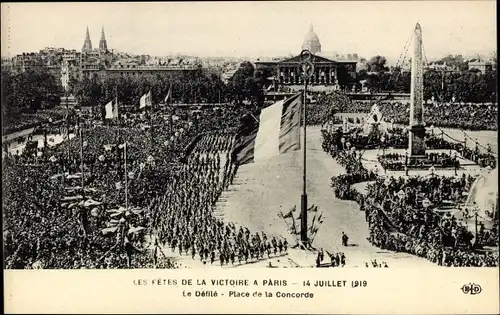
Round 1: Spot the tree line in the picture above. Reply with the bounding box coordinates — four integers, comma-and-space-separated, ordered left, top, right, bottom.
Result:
69, 69, 228, 108
1, 63, 265, 128
68, 63, 268, 108
1, 56, 496, 125
356, 55, 497, 103
1, 68, 63, 116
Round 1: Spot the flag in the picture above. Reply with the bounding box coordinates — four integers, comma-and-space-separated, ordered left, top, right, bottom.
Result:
231, 93, 302, 164
140, 91, 152, 109
164, 88, 172, 104
308, 205, 318, 212
309, 214, 317, 231
277, 212, 283, 219
105, 98, 118, 119
288, 214, 298, 235
310, 225, 319, 236
282, 210, 293, 219
311, 227, 319, 236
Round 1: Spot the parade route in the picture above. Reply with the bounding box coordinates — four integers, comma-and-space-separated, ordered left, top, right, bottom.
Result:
215, 126, 435, 268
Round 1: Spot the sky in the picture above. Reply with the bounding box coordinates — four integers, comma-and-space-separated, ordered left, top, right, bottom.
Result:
1, 1, 496, 62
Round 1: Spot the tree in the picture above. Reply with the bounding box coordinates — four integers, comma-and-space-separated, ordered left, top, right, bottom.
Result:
439, 54, 468, 71
366, 56, 389, 73
227, 61, 261, 105
336, 67, 351, 91
73, 76, 103, 108
2, 67, 62, 114
72, 68, 228, 109
423, 70, 443, 101
393, 71, 411, 93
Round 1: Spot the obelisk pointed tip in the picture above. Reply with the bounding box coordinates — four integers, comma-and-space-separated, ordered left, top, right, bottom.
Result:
415, 23, 421, 30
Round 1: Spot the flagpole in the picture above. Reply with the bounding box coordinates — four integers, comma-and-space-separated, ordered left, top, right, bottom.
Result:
150, 90, 154, 149
301, 75, 308, 243
300, 49, 313, 245
124, 141, 128, 211
169, 84, 173, 136
65, 89, 70, 178
79, 120, 84, 191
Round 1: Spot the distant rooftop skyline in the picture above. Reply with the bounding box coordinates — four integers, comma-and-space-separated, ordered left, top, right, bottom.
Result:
1, 2, 496, 62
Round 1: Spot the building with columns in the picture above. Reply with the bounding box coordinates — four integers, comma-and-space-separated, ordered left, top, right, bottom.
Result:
274, 54, 356, 86
255, 24, 357, 90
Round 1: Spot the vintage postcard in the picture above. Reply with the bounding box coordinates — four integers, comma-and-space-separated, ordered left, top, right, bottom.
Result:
2, 1, 498, 314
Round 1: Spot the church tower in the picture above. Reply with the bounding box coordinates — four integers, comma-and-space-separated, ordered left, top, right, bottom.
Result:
82, 26, 93, 53
99, 27, 108, 53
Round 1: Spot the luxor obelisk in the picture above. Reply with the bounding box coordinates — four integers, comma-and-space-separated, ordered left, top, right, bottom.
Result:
409, 23, 426, 157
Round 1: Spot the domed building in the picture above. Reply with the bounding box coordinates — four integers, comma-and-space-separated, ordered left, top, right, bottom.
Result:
254, 24, 357, 94
302, 24, 321, 54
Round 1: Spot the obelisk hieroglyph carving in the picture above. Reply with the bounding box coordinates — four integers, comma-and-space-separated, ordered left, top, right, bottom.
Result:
409, 23, 426, 157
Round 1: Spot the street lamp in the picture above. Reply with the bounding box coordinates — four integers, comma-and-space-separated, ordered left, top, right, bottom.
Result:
463, 131, 467, 152
381, 135, 386, 156
454, 152, 458, 176
397, 189, 406, 200
381, 135, 386, 174
422, 198, 431, 210
473, 205, 479, 248
429, 166, 435, 176
405, 149, 409, 176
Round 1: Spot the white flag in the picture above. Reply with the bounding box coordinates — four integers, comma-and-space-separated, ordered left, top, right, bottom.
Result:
140, 91, 152, 109
105, 99, 118, 119
164, 88, 171, 103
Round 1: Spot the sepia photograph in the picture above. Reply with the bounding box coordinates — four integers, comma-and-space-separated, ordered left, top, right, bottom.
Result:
2, 1, 499, 313
2, 1, 498, 271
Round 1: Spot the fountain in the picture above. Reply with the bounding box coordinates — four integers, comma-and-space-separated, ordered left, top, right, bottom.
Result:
463, 167, 498, 221
445, 167, 499, 247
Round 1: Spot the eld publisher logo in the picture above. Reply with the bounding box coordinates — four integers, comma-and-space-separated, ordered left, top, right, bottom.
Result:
461, 283, 482, 295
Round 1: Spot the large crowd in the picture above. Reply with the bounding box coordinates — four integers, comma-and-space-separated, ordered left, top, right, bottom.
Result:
325, 125, 497, 170
305, 92, 351, 126
365, 175, 499, 266
322, 126, 499, 267
3, 88, 497, 269
330, 100, 498, 131
3, 103, 290, 269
